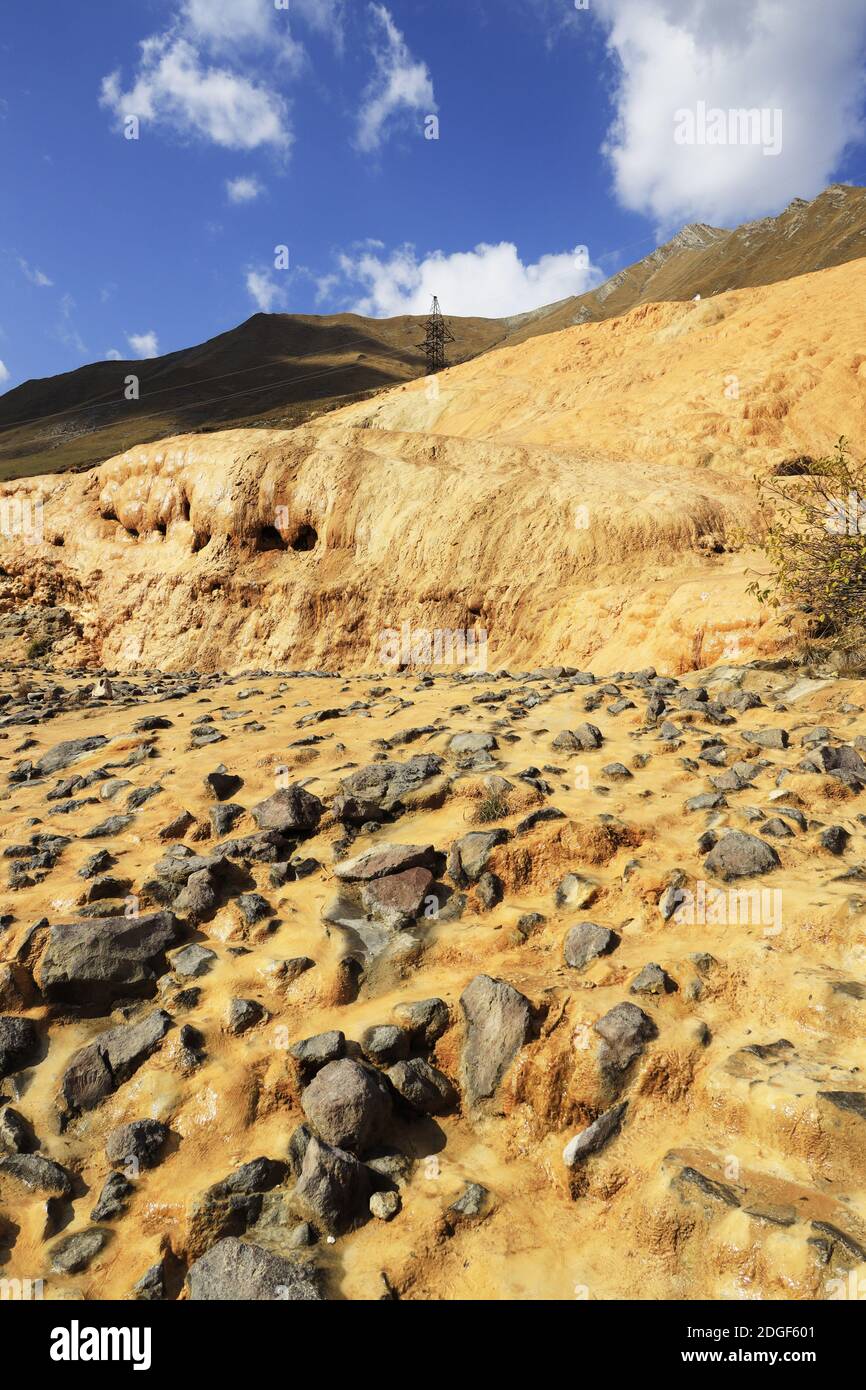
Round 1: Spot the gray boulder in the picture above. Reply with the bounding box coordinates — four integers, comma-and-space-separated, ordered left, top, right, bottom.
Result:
334, 843, 440, 882
105, 1119, 170, 1171
360, 1025, 410, 1067
0, 1152, 74, 1195
393, 997, 450, 1050
301, 1059, 392, 1154
0, 1016, 39, 1078
289, 1030, 345, 1084
563, 922, 618, 972
249, 786, 323, 835
387, 1058, 457, 1115
186, 1237, 324, 1300
59, 1010, 172, 1118
339, 754, 444, 812
448, 830, 509, 886
594, 1002, 656, 1084
704, 830, 780, 881
36, 911, 179, 1009
460, 974, 533, 1106
49, 1228, 108, 1274
32, 736, 108, 778
226, 998, 267, 1035
293, 1135, 372, 1236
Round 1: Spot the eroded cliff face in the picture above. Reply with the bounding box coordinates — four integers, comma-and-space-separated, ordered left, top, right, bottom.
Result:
0, 422, 768, 674
2, 257, 865, 675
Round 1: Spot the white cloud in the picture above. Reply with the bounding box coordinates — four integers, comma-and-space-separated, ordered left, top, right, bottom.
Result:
19, 259, 53, 287
127, 331, 160, 358
181, 0, 305, 68
592, 0, 866, 228
56, 294, 87, 357
246, 267, 288, 312
226, 174, 264, 203
100, 33, 291, 151
106, 349, 123, 361
356, 4, 436, 152
292, 0, 344, 43
331, 240, 602, 318
182, 0, 278, 48
99, 0, 347, 152
0, 360, 9, 385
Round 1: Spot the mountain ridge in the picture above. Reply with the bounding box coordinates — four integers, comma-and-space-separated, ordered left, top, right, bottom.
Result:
1, 182, 864, 481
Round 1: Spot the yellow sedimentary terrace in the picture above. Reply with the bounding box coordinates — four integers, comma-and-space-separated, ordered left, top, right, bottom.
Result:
2, 258, 865, 676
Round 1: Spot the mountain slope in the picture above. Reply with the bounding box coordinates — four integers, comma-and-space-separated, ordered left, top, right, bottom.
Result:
505, 182, 866, 342
0, 311, 509, 482
1, 183, 864, 482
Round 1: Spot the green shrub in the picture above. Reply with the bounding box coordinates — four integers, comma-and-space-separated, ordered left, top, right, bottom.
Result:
748, 437, 866, 662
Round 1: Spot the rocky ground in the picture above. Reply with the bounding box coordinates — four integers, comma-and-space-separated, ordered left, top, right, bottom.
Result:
1, 657, 866, 1301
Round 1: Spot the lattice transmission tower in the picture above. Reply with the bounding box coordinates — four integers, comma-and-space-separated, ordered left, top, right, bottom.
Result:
417, 295, 455, 374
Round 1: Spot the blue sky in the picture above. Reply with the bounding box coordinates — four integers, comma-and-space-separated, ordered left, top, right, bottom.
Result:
1, 0, 865, 392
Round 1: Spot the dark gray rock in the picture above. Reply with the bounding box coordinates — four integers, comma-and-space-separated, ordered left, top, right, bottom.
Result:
32, 736, 108, 778
563, 922, 617, 971
169, 943, 216, 978
36, 911, 179, 1008
447, 830, 509, 886
236, 893, 273, 926
338, 754, 444, 812
250, 786, 323, 835
602, 762, 633, 781
387, 1058, 457, 1114
105, 1119, 170, 1171
553, 723, 603, 751
293, 1135, 372, 1236
289, 1030, 345, 1083
187, 1158, 288, 1255
761, 816, 795, 838
204, 770, 243, 801
475, 871, 502, 909
563, 1102, 628, 1166
360, 1025, 410, 1067
331, 793, 387, 826
59, 1010, 172, 1117
91, 1169, 134, 1221
0, 1106, 35, 1154
186, 1237, 324, 1300
393, 997, 450, 1050
0, 1015, 39, 1078
704, 830, 780, 880
209, 803, 244, 837
594, 1002, 656, 1083
82, 815, 134, 839
742, 728, 788, 750
49, 1227, 108, 1274
226, 998, 267, 1035
820, 826, 849, 855
630, 962, 673, 996
131, 1262, 166, 1300
301, 1059, 392, 1154
447, 1181, 491, 1225
460, 974, 533, 1106
173, 868, 219, 925
0, 1152, 74, 1195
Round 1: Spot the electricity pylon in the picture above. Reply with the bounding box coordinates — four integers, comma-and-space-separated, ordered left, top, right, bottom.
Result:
417, 295, 455, 374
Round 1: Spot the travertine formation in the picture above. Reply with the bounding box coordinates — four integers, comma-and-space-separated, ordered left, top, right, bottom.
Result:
2, 258, 866, 678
